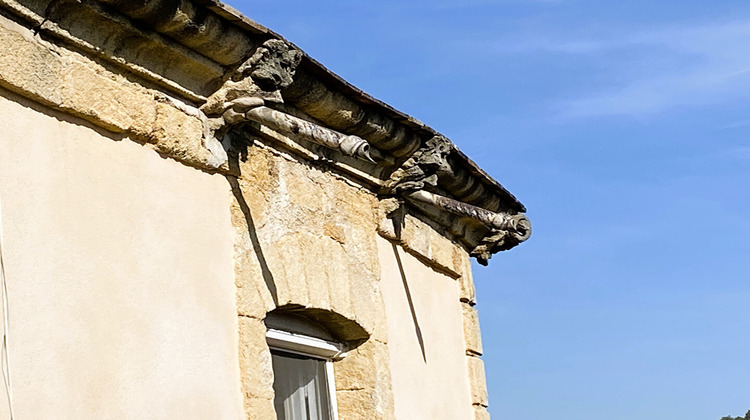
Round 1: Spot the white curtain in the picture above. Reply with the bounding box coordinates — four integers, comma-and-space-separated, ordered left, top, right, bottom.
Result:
272, 351, 332, 420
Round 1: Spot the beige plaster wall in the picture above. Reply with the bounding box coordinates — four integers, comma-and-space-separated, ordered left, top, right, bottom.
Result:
0, 5, 494, 419
377, 235, 474, 420
0, 13, 225, 173
0, 91, 243, 419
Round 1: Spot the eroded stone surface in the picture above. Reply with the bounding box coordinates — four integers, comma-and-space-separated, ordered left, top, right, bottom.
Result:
237, 316, 274, 400
467, 355, 489, 407
238, 39, 302, 92
462, 302, 484, 357
0, 14, 224, 170
378, 207, 467, 278
473, 405, 492, 420
230, 144, 396, 418
334, 339, 387, 391
458, 268, 478, 306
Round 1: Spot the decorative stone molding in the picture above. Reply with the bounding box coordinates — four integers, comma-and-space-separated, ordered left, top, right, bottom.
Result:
281, 70, 424, 159
390, 135, 453, 193
235, 39, 303, 92
206, 98, 376, 163
404, 190, 529, 234
94, 0, 258, 66
471, 221, 531, 266
242, 106, 374, 161
202, 39, 303, 117
385, 135, 531, 264
0, 13, 231, 171
199, 39, 376, 163
404, 190, 531, 265
2, 0, 531, 265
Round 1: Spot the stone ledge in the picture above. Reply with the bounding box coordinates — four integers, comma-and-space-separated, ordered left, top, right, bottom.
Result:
0, 13, 225, 172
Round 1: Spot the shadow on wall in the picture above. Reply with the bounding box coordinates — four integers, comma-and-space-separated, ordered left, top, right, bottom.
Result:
391, 242, 426, 363
225, 142, 421, 355
267, 306, 370, 349
226, 149, 279, 307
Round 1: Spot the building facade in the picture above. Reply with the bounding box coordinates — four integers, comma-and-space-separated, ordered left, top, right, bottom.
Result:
0, 0, 530, 418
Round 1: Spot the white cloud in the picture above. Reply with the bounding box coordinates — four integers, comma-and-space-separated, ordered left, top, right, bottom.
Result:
495, 20, 750, 118
726, 146, 750, 160
718, 118, 750, 130
558, 65, 739, 118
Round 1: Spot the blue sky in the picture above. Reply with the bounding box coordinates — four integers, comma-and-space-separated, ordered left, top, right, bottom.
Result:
230, 1, 750, 418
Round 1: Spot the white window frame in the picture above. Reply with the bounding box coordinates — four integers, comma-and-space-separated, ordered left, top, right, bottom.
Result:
266, 328, 347, 420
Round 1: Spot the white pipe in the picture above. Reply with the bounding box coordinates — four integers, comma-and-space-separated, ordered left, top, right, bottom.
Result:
0, 192, 14, 420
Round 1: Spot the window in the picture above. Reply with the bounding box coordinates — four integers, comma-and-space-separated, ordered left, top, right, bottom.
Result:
266, 314, 346, 420
270, 349, 333, 420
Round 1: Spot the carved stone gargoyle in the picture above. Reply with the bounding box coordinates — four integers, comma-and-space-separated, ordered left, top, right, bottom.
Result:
388, 135, 531, 265
390, 135, 453, 193
234, 39, 303, 92
202, 39, 303, 117
199, 39, 373, 162
471, 214, 531, 265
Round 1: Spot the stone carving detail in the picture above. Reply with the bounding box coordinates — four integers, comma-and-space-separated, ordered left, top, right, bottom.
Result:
471, 215, 531, 265
196, 38, 373, 163
391, 135, 454, 193
403, 189, 531, 264
242, 106, 374, 161
205, 96, 375, 162
202, 39, 302, 117
199, 36, 531, 264
235, 39, 303, 91
389, 136, 532, 264
198, 40, 334, 163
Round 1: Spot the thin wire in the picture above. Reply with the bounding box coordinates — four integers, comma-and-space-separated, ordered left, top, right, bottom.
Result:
0, 193, 15, 420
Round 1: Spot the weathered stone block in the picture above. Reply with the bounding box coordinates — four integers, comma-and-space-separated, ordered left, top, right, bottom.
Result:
237, 316, 274, 401
473, 404, 491, 420
0, 14, 221, 171
467, 355, 489, 407
388, 213, 467, 277
462, 302, 484, 356
244, 396, 277, 420
0, 16, 64, 107
331, 339, 395, 419
458, 256, 477, 305
400, 214, 431, 261
334, 340, 382, 390
336, 387, 394, 420
428, 227, 458, 270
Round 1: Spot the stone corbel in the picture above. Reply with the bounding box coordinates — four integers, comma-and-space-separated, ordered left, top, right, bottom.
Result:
390, 135, 531, 264
199, 39, 374, 162
389, 135, 454, 193
240, 106, 374, 161
403, 190, 531, 265
236, 39, 303, 92
202, 39, 303, 116
217, 98, 374, 161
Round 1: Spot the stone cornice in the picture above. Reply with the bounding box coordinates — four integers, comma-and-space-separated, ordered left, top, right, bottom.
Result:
0, 0, 531, 263
403, 190, 531, 265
